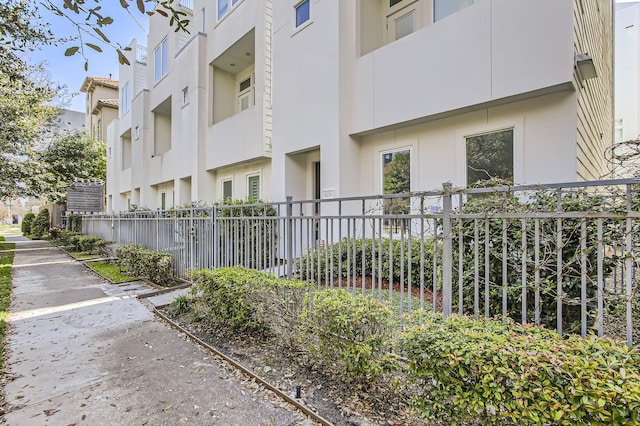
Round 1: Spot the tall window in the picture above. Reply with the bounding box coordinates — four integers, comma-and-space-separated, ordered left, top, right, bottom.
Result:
222, 179, 232, 199
466, 129, 514, 185
161, 192, 166, 210
382, 149, 411, 233
121, 82, 130, 115
247, 174, 260, 201
182, 86, 189, 105
217, 0, 240, 20
433, 0, 474, 22
154, 38, 168, 82
295, 0, 310, 27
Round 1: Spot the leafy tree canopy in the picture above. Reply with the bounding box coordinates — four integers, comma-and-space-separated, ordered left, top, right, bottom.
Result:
37, 0, 190, 68
31, 131, 107, 205
0, 2, 59, 200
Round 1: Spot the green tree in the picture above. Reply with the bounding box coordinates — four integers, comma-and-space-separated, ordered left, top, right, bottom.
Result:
37, 0, 189, 68
0, 2, 59, 201
32, 131, 106, 204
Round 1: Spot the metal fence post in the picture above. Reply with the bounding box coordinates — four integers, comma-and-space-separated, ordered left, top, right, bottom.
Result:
212, 204, 219, 269
286, 196, 293, 279
442, 183, 453, 316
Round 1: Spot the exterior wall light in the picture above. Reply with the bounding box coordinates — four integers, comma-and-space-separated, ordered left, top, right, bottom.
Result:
576, 53, 597, 80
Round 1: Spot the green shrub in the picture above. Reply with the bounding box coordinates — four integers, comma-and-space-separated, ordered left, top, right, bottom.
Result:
31, 208, 50, 238
76, 235, 112, 256
294, 237, 437, 287
399, 312, 640, 425
189, 267, 310, 334
21, 213, 35, 235
296, 289, 397, 383
52, 231, 81, 247
116, 244, 174, 285
67, 214, 82, 232
453, 188, 618, 332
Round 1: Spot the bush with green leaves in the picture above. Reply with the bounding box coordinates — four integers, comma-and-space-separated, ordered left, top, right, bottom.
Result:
217, 199, 278, 269
115, 244, 175, 285
30, 208, 50, 238
50, 230, 82, 247
295, 289, 397, 383
188, 267, 310, 334
21, 213, 35, 235
66, 214, 82, 232
452, 186, 620, 332
77, 235, 112, 255
399, 311, 640, 425
294, 237, 437, 287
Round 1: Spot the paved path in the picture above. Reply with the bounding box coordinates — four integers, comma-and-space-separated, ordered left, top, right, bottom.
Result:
2, 237, 306, 425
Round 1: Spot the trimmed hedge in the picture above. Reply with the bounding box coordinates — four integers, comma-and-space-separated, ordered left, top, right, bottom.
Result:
188, 267, 310, 334
116, 244, 174, 286
399, 312, 640, 425
21, 213, 35, 235
296, 289, 397, 383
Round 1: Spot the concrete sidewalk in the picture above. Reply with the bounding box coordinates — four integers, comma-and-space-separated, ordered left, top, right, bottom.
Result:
2, 238, 306, 425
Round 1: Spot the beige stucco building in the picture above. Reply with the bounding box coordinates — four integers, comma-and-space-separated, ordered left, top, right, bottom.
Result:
106, 0, 613, 212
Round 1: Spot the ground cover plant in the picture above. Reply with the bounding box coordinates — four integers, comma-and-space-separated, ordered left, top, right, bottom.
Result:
85, 261, 136, 283
167, 266, 640, 425
0, 237, 15, 371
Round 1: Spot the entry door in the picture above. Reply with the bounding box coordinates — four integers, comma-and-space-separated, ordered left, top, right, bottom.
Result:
386, 0, 422, 42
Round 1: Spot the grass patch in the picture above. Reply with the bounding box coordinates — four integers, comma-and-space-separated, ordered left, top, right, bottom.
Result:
0, 225, 20, 237
69, 251, 102, 261
85, 261, 137, 283
0, 236, 15, 371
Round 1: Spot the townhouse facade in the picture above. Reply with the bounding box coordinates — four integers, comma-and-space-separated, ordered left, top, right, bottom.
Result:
106, 0, 613, 212
80, 76, 119, 142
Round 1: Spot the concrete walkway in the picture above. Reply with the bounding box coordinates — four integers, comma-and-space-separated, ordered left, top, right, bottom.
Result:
2, 237, 306, 425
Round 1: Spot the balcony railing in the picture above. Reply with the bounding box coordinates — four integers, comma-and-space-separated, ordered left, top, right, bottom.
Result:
136, 46, 147, 64
179, 0, 193, 10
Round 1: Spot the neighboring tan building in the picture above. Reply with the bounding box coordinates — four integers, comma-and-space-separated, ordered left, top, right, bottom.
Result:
80, 76, 119, 142
106, 0, 614, 212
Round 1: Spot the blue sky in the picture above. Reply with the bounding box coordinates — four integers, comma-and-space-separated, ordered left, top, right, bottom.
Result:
26, 3, 148, 112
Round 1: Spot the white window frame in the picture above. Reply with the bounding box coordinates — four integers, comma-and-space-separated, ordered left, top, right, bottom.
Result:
237, 72, 255, 113
379, 147, 413, 195
379, 146, 413, 235
121, 82, 130, 115
221, 177, 233, 200
456, 119, 523, 187
217, 0, 241, 21
134, 126, 140, 140
385, 0, 424, 44
432, 0, 474, 23
295, 0, 311, 28
246, 172, 261, 201
154, 38, 168, 83
160, 191, 167, 210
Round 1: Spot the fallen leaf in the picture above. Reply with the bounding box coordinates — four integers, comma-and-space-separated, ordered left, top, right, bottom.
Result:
43, 409, 59, 416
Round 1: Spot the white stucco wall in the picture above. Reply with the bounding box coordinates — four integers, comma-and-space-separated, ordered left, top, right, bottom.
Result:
616, 2, 640, 142
358, 92, 578, 194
